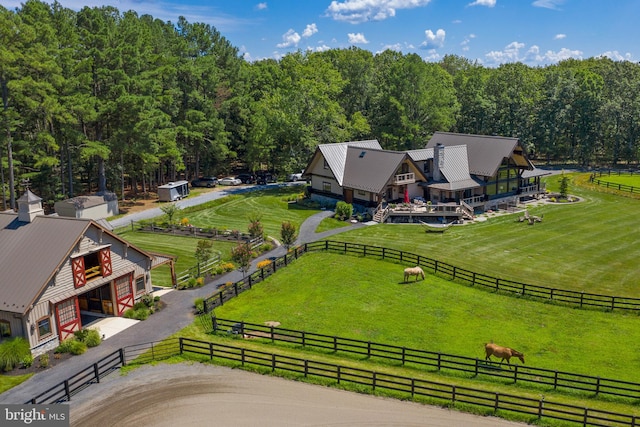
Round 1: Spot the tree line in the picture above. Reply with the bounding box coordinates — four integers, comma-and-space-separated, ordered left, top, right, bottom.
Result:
2, 0, 640, 210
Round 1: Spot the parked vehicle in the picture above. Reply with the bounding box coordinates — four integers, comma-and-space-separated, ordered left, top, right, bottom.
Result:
219, 176, 242, 186
256, 172, 277, 185
191, 177, 218, 188
235, 173, 256, 184
287, 170, 305, 182
158, 181, 190, 202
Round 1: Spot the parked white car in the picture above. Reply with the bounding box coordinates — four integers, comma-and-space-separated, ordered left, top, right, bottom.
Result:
288, 171, 305, 182
219, 176, 242, 186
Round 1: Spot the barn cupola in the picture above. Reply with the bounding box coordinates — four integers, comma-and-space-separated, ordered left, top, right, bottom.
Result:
17, 189, 44, 223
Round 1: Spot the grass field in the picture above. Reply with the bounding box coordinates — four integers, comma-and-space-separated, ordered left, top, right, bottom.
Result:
213, 252, 640, 383
592, 173, 640, 188
322, 173, 640, 297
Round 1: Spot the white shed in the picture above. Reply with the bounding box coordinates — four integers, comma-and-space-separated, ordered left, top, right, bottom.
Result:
54, 193, 119, 220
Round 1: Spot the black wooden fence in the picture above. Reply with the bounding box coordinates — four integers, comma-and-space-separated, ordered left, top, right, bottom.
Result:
27, 339, 179, 404
589, 170, 640, 194
25, 336, 640, 426
212, 317, 640, 402
178, 337, 639, 427
202, 240, 640, 314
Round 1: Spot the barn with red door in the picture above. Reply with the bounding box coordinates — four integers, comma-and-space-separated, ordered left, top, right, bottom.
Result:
0, 190, 170, 356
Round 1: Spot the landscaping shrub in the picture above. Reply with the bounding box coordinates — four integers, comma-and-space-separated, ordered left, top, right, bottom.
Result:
257, 259, 273, 269
83, 329, 102, 347
21, 355, 33, 369
194, 297, 205, 314
335, 201, 353, 220
123, 307, 150, 321
259, 242, 273, 252
0, 337, 31, 372
55, 338, 75, 354
68, 340, 87, 355
39, 353, 49, 368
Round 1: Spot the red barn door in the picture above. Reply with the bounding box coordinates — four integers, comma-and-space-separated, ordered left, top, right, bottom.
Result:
114, 274, 134, 315
56, 297, 81, 341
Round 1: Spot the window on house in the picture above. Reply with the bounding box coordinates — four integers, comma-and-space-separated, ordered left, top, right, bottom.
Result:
135, 276, 145, 294
37, 317, 52, 339
0, 320, 10, 338
323, 159, 329, 169
84, 251, 101, 280
322, 182, 331, 192
357, 190, 366, 196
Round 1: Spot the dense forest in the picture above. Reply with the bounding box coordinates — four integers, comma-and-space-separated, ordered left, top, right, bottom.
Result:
2, 1, 640, 210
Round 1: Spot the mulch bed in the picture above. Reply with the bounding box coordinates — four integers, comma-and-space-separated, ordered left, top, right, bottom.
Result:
3, 350, 74, 376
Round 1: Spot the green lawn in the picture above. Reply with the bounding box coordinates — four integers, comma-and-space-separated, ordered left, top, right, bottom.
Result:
321, 173, 640, 297
213, 252, 640, 383
593, 173, 640, 188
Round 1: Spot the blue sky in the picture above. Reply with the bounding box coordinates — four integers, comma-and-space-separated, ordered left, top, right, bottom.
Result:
4, 0, 640, 66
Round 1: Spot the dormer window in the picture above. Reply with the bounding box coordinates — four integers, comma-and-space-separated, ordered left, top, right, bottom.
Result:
71, 246, 113, 288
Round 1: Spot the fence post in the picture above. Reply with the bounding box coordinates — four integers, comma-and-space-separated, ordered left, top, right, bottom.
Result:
494, 393, 499, 412
248, 275, 252, 288
304, 359, 308, 377
272, 354, 276, 372
472, 272, 476, 286
382, 247, 385, 259
580, 292, 584, 308
452, 385, 456, 403
411, 378, 415, 397
337, 365, 341, 384
234, 283, 239, 296
179, 337, 184, 355
334, 336, 338, 352
93, 363, 100, 384
402, 347, 406, 365
437, 353, 441, 370
119, 348, 126, 366
595, 377, 600, 395
538, 396, 544, 420
367, 342, 371, 358
241, 348, 245, 366
212, 314, 218, 331
64, 380, 70, 402
554, 371, 558, 389
372, 372, 377, 391
219, 291, 224, 306
514, 365, 518, 383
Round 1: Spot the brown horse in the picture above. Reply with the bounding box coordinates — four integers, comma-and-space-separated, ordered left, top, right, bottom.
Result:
403, 266, 425, 282
484, 343, 525, 367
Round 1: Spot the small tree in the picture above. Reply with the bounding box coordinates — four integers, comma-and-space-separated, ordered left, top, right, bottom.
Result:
231, 243, 252, 277
194, 239, 214, 276
280, 221, 297, 249
160, 203, 180, 226
559, 174, 569, 199
247, 213, 264, 238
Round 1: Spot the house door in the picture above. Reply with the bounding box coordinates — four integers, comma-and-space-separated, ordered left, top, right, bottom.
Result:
344, 189, 353, 204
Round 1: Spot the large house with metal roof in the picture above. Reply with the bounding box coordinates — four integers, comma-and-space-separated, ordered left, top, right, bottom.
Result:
304, 132, 548, 223
0, 190, 173, 356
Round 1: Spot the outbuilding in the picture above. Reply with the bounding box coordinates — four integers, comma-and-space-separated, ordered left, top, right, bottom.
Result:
54, 192, 119, 220
158, 181, 189, 202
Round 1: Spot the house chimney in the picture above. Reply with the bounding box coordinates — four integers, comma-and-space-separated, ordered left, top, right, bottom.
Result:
17, 189, 44, 223
433, 143, 444, 181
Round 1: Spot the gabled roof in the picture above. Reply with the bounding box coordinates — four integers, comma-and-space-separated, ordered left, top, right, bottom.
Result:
315, 140, 382, 186
409, 146, 482, 191
0, 212, 153, 315
342, 147, 425, 193
56, 195, 107, 210
426, 132, 534, 177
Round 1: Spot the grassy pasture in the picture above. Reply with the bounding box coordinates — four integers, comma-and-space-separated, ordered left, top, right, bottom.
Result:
213, 252, 640, 383
325, 173, 640, 297
593, 173, 640, 187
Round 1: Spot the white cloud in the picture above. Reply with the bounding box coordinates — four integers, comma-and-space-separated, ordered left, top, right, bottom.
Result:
326, 0, 433, 24
461, 34, 476, 51
421, 28, 445, 48
532, 0, 564, 10
468, 0, 496, 7
484, 41, 583, 65
377, 43, 403, 54
255, 2, 267, 10
348, 32, 369, 44
302, 23, 318, 38
423, 49, 441, 62
277, 29, 301, 48
599, 51, 633, 61
306, 44, 332, 52
554, 33, 566, 40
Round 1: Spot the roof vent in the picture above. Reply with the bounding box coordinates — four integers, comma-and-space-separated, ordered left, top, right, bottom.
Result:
359, 151, 366, 158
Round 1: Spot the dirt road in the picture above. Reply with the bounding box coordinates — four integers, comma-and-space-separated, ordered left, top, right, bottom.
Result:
70, 363, 528, 427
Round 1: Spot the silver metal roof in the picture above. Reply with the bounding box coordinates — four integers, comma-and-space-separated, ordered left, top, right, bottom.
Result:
426, 132, 534, 177
318, 140, 382, 186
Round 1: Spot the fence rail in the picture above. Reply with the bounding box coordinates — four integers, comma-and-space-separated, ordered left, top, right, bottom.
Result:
203, 240, 640, 315
212, 318, 640, 402
178, 337, 639, 427
590, 170, 640, 194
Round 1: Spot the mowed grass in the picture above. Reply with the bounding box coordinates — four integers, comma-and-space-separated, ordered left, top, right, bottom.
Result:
180, 186, 319, 238
323, 173, 640, 297
213, 252, 640, 383
594, 173, 640, 188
